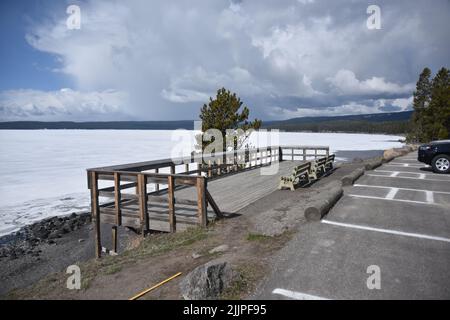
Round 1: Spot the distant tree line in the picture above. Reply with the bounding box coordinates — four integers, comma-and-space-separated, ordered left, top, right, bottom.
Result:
265, 120, 410, 135
407, 67, 450, 142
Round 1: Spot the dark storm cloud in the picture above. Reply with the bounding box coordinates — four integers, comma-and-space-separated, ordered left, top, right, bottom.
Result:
1, 0, 449, 120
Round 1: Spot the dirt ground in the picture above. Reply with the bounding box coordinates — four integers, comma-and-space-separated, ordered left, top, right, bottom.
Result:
4, 161, 367, 300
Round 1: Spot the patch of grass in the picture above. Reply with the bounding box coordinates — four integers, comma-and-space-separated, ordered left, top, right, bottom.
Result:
7, 226, 212, 298
246, 233, 272, 242
102, 264, 122, 275
80, 226, 211, 289
221, 262, 266, 300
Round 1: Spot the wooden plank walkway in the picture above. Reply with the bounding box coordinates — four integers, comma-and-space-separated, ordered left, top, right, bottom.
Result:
175, 160, 304, 214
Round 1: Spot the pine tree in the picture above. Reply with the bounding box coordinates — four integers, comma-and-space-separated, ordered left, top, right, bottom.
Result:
408, 67, 432, 142
197, 87, 261, 152
427, 67, 450, 140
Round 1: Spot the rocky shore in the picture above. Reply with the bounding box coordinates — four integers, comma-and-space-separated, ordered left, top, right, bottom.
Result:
0, 212, 91, 261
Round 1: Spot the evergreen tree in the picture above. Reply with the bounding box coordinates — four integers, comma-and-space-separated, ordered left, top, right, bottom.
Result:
408, 67, 431, 142
426, 67, 450, 140
197, 87, 261, 152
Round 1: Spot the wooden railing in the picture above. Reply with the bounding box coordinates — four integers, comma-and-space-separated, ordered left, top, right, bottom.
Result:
86, 145, 329, 257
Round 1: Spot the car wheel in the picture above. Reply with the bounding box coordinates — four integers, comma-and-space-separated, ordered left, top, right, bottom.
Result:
431, 155, 450, 174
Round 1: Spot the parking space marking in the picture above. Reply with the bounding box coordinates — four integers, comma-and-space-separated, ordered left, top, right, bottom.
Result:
385, 187, 399, 200
321, 220, 450, 243
390, 171, 399, 177
272, 288, 329, 300
367, 174, 450, 182
385, 163, 425, 168
374, 169, 450, 179
353, 184, 450, 195
426, 191, 434, 204
347, 194, 432, 205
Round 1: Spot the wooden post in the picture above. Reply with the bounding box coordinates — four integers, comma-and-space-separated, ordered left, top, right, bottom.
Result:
303, 148, 306, 161
185, 163, 189, 175
315, 148, 318, 159
138, 174, 149, 236
170, 165, 175, 175
196, 177, 207, 227
279, 147, 283, 162
112, 226, 117, 253
114, 172, 122, 226
208, 160, 212, 177
90, 171, 101, 258
291, 148, 294, 161
167, 176, 176, 233
155, 168, 159, 192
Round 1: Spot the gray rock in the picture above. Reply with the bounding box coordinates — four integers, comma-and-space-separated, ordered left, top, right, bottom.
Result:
180, 260, 236, 300
192, 252, 202, 259
48, 230, 62, 239
209, 244, 229, 254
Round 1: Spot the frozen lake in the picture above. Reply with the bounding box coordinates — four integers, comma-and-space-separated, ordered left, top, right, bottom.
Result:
0, 130, 404, 236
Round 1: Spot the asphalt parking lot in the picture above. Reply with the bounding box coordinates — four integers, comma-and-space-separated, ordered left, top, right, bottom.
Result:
255, 152, 450, 299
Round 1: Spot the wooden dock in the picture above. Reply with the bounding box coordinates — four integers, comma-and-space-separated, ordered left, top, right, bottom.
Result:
87, 145, 329, 257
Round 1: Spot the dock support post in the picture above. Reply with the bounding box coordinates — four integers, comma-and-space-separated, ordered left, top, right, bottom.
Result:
90, 171, 101, 259
155, 168, 159, 192
138, 174, 149, 236
112, 226, 118, 253
114, 172, 122, 226
279, 146, 283, 162
168, 175, 176, 233
196, 177, 207, 227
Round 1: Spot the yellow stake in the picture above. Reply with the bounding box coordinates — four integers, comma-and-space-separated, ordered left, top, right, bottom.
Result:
128, 272, 182, 300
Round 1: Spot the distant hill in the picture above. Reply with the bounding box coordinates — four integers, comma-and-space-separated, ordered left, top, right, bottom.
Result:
263, 110, 413, 134
0, 120, 195, 130
0, 110, 413, 134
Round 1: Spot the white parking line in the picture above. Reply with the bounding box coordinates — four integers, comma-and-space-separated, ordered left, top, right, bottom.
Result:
367, 174, 450, 182
272, 288, 329, 300
426, 191, 434, 204
390, 172, 399, 177
353, 184, 450, 195
374, 170, 450, 179
385, 188, 399, 200
347, 194, 432, 205
385, 163, 425, 167
321, 220, 450, 243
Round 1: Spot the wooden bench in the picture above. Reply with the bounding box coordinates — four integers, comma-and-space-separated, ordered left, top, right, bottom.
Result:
309, 154, 335, 179
325, 154, 335, 170
308, 157, 327, 180
278, 162, 312, 191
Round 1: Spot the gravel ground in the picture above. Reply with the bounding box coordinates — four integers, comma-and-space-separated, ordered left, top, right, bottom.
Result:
0, 214, 139, 296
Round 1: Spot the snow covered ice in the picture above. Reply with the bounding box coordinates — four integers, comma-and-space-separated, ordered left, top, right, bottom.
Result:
0, 130, 404, 236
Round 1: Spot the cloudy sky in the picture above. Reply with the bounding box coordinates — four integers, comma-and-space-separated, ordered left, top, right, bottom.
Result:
0, 0, 449, 121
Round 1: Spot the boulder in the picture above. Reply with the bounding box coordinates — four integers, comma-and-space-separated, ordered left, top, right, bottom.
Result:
209, 244, 229, 254
180, 260, 236, 300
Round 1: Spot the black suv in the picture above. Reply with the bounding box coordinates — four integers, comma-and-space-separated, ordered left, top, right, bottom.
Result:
418, 140, 450, 173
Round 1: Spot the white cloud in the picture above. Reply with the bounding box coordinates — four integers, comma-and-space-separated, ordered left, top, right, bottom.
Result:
327, 70, 415, 95
392, 96, 413, 111
0, 89, 128, 121
12, 0, 449, 120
